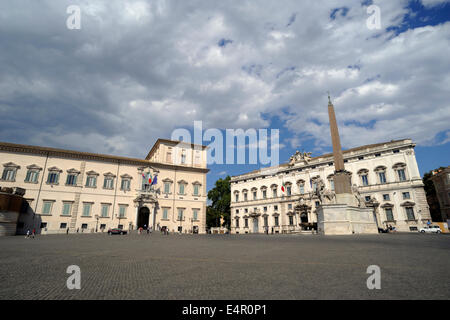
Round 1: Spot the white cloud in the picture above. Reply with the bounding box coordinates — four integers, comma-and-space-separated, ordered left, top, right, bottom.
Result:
0, 0, 448, 158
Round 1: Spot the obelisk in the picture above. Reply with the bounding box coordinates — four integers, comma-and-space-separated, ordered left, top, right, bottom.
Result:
316, 94, 378, 234
327, 94, 352, 195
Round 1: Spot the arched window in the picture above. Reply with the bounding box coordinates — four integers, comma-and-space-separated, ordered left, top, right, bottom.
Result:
260, 186, 268, 199
242, 189, 248, 201
25, 164, 42, 183
374, 166, 387, 184
326, 175, 334, 191
251, 187, 258, 200
393, 163, 407, 182
297, 179, 306, 194
233, 190, 240, 202
270, 184, 278, 198
357, 169, 369, 186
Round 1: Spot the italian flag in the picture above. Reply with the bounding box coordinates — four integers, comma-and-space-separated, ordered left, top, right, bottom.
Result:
281, 182, 286, 193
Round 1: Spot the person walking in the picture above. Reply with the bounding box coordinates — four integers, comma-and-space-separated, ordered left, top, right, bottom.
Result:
31, 228, 35, 238
26, 229, 30, 238
66, 227, 69, 235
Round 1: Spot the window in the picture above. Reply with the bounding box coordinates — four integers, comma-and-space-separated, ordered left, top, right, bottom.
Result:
25, 168, 40, 183
393, 163, 407, 181
244, 193, 248, 201
402, 192, 410, 199
329, 179, 334, 191
120, 178, 131, 191
397, 169, 406, 181
1, 163, 19, 181
66, 174, 77, 186
235, 219, 239, 228
383, 194, 390, 201
62, 202, 72, 216
264, 216, 268, 227
274, 205, 278, 211
82, 203, 92, 217
262, 190, 267, 199
40, 222, 48, 229
118, 205, 127, 218
166, 151, 172, 163
181, 149, 186, 164
81, 224, 88, 229
179, 182, 186, 194
272, 188, 277, 197
385, 208, 394, 221
263, 206, 267, 212
405, 207, 415, 220
244, 208, 248, 213
375, 153, 381, 157
378, 172, 386, 184
47, 172, 59, 184
393, 149, 400, 153
288, 204, 292, 210
274, 216, 279, 226
101, 204, 110, 217
244, 218, 248, 228
162, 208, 169, 220
361, 174, 369, 186
365, 196, 371, 202
235, 194, 239, 202
193, 209, 198, 221
60, 223, 67, 229
85, 175, 97, 188
236, 209, 239, 214
289, 216, 294, 226
358, 169, 369, 186
103, 174, 115, 189
177, 208, 184, 221
193, 184, 200, 196
375, 166, 387, 184
164, 181, 171, 194
253, 191, 257, 200
42, 201, 53, 215
299, 184, 305, 194
100, 224, 106, 230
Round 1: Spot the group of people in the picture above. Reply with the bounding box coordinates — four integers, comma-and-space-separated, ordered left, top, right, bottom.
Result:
138, 225, 153, 235
25, 229, 36, 238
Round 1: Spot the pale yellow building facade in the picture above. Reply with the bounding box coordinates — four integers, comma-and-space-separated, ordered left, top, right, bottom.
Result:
230, 139, 431, 234
0, 139, 208, 235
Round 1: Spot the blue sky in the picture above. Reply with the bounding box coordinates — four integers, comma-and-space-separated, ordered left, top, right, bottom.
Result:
0, 0, 449, 193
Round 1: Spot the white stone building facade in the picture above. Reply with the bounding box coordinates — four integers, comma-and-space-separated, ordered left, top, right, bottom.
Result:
0, 139, 208, 235
230, 139, 431, 234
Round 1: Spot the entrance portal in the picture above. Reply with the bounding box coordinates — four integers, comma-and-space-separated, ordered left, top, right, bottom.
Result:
252, 218, 259, 233
137, 206, 150, 229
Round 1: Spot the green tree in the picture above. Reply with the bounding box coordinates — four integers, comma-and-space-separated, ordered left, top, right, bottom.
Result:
207, 176, 231, 229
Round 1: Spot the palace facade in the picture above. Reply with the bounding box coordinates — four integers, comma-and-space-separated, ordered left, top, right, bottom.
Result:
0, 139, 208, 235
230, 139, 431, 234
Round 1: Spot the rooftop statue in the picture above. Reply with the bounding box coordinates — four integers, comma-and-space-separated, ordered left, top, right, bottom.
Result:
289, 151, 312, 165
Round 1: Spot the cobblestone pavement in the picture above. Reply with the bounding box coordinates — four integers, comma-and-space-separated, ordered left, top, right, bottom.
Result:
0, 232, 449, 299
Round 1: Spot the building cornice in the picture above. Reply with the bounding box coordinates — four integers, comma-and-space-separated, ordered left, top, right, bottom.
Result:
0, 141, 209, 173
231, 139, 414, 183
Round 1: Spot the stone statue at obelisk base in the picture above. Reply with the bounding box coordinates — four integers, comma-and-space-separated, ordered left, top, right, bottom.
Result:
316, 95, 378, 235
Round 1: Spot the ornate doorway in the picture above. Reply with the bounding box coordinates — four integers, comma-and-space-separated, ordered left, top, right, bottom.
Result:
137, 206, 150, 229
